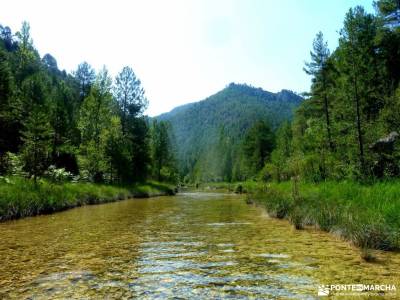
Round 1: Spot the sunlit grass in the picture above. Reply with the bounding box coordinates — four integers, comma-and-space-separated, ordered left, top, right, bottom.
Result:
0, 177, 174, 221
250, 180, 400, 251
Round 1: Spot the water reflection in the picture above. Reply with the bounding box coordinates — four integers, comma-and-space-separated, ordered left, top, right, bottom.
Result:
0, 192, 399, 299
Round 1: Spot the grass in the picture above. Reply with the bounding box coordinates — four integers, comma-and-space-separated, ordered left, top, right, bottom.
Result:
248, 180, 400, 251
131, 181, 176, 197
360, 247, 377, 262
0, 177, 175, 221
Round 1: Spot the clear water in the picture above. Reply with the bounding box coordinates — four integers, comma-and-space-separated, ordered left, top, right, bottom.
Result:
0, 192, 399, 299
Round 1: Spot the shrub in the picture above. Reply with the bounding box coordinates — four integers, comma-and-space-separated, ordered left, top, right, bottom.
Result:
45, 165, 73, 183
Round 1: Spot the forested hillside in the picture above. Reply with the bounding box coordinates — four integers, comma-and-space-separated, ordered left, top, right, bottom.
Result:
158, 83, 302, 182
0, 22, 178, 185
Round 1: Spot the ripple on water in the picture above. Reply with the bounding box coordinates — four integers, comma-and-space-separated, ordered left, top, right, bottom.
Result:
177, 192, 236, 198
144, 251, 208, 259
140, 241, 204, 247
140, 246, 187, 253
2, 193, 398, 299
256, 253, 291, 259
219, 249, 235, 253
216, 243, 235, 247
34, 271, 96, 284
127, 272, 316, 300
206, 222, 252, 226
138, 259, 238, 274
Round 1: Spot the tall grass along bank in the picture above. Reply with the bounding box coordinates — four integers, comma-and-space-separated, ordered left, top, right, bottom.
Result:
0, 177, 175, 222
249, 181, 400, 251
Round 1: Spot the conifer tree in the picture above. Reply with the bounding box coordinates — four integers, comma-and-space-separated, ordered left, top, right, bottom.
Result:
21, 107, 53, 183
304, 32, 334, 151
78, 67, 113, 182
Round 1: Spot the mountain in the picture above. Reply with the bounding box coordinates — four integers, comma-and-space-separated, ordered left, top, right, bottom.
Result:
157, 83, 303, 182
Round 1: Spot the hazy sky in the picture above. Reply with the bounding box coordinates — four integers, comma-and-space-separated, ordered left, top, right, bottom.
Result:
1, 0, 373, 116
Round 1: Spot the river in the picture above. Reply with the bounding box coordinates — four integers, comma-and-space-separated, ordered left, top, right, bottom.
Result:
0, 192, 399, 299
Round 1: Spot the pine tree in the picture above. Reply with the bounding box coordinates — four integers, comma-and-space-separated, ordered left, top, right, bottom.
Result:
0, 48, 14, 153
49, 80, 80, 174
78, 67, 113, 182
21, 107, 53, 183
242, 121, 275, 176
15, 21, 40, 84
338, 6, 381, 176
304, 32, 334, 151
104, 115, 128, 183
114, 66, 150, 182
270, 121, 292, 181
114, 66, 148, 134
73, 62, 96, 102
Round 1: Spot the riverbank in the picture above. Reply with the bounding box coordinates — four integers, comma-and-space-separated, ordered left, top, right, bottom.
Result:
190, 181, 258, 193
246, 181, 400, 252
0, 177, 175, 221
193, 180, 400, 251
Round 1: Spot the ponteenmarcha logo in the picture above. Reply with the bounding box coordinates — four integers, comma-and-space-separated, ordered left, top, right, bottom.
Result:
317, 284, 396, 297
318, 285, 330, 296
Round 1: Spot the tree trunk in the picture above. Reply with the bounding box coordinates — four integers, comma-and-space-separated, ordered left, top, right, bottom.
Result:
322, 79, 334, 151
352, 63, 365, 175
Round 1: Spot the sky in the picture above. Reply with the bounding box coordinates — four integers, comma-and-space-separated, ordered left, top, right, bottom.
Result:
0, 0, 374, 116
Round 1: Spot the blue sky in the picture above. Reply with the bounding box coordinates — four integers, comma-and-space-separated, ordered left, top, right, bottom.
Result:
0, 0, 373, 116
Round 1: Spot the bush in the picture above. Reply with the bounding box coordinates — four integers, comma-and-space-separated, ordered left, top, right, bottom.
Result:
45, 165, 73, 183
234, 184, 243, 194
258, 163, 273, 182
0, 152, 26, 176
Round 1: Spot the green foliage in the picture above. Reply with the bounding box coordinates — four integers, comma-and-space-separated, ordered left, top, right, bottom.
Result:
78, 67, 114, 182
104, 116, 129, 182
158, 83, 302, 182
0, 48, 17, 153
49, 80, 80, 173
150, 120, 179, 183
304, 32, 334, 152
114, 66, 152, 182
242, 121, 275, 177
127, 116, 152, 182
44, 165, 73, 183
269, 122, 292, 181
21, 108, 53, 183
73, 61, 95, 101
114, 66, 148, 132
0, 152, 25, 176
269, 3, 400, 182
252, 180, 400, 250
374, 0, 399, 15
0, 22, 175, 186
0, 177, 174, 221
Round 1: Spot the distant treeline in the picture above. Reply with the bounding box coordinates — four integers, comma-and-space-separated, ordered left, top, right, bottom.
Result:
0, 22, 178, 184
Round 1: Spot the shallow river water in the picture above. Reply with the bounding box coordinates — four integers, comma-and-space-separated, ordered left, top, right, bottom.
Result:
0, 192, 399, 299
